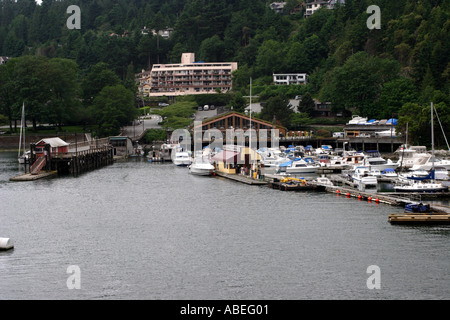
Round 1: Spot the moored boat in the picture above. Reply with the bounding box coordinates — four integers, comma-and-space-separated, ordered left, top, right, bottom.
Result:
188, 157, 215, 176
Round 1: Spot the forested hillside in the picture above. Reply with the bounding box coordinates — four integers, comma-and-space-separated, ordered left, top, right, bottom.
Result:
0, 0, 449, 143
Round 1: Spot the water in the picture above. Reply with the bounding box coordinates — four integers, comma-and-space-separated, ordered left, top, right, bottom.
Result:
0, 151, 449, 300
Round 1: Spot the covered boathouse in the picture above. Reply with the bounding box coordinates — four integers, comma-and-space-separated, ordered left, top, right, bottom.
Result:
192, 111, 287, 143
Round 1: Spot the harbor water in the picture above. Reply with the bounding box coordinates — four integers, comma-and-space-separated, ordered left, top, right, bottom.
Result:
0, 151, 449, 300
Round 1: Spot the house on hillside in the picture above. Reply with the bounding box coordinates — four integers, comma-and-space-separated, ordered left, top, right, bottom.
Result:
269, 2, 286, 14
304, 0, 345, 18
273, 73, 308, 85
0, 56, 10, 64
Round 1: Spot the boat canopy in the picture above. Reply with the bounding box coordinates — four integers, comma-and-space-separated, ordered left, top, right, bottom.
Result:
386, 118, 397, 125
407, 170, 435, 181
279, 160, 293, 167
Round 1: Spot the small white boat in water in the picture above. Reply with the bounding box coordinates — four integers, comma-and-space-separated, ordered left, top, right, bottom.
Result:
172, 151, 192, 166
188, 157, 215, 176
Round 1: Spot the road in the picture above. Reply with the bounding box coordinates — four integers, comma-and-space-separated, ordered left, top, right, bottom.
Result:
121, 115, 162, 139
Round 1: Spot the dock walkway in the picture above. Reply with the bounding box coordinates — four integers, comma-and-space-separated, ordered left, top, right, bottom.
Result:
214, 172, 267, 185
10, 171, 58, 182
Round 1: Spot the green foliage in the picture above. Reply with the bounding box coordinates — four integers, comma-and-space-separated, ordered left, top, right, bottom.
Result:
143, 128, 167, 144
91, 84, 137, 137
260, 95, 293, 127
152, 101, 197, 130
298, 92, 315, 116
0, 0, 448, 131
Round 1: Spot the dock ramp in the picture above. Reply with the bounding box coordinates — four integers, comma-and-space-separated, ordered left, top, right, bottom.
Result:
30, 156, 47, 175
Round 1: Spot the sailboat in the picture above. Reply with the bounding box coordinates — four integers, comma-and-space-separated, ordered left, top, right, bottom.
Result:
18, 102, 29, 164
394, 103, 448, 193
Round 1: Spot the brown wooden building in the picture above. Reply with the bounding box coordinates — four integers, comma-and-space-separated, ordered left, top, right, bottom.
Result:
193, 111, 287, 137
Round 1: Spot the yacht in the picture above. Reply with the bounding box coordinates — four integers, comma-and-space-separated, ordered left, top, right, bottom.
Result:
277, 158, 319, 174
434, 167, 449, 180
188, 157, 215, 176
351, 166, 378, 186
172, 151, 192, 166
258, 148, 288, 168
347, 115, 368, 125
381, 168, 397, 178
410, 156, 450, 171
363, 150, 399, 171
332, 151, 366, 168
395, 145, 430, 169
394, 180, 448, 193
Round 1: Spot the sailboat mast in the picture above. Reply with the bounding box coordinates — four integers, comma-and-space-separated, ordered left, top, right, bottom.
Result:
431, 102, 435, 181
18, 103, 24, 158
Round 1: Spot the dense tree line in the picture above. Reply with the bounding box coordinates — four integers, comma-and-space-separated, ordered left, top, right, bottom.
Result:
0, 0, 449, 144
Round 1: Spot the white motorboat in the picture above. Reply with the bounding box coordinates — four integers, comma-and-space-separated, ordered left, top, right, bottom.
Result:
394, 103, 449, 193
277, 158, 319, 174
411, 156, 450, 171
394, 181, 448, 193
188, 157, 215, 176
351, 166, 378, 186
172, 151, 191, 166
434, 167, 449, 180
381, 168, 397, 178
347, 115, 368, 125
395, 145, 430, 169
314, 176, 334, 186
258, 148, 288, 168
363, 150, 399, 171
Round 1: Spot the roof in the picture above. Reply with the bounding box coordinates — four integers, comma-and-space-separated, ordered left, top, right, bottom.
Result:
211, 150, 238, 162
36, 137, 69, 147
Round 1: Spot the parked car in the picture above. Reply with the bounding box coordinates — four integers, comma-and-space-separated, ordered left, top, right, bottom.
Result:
203, 105, 209, 111
158, 102, 169, 107
333, 132, 344, 138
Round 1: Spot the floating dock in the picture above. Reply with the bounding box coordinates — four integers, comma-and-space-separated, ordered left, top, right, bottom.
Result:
388, 213, 450, 224
10, 171, 58, 182
214, 172, 267, 185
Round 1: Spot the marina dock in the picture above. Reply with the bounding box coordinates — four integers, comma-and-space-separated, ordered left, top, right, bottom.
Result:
214, 171, 267, 185
10, 171, 58, 182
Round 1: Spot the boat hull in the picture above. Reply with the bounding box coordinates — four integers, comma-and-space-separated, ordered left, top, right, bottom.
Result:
394, 185, 448, 193
173, 160, 191, 166
189, 167, 214, 176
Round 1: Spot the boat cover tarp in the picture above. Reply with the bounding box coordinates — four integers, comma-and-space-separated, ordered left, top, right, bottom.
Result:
407, 170, 435, 181
386, 118, 398, 125
279, 160, 293, 167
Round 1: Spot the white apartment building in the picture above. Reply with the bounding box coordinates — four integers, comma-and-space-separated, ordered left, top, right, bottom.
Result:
273, 73, 308, 85
304, 0, 345, 18
138, 53, 238, 97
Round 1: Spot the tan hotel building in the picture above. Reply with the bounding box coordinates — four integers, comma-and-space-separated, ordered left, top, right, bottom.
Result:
137, 53, 238, 97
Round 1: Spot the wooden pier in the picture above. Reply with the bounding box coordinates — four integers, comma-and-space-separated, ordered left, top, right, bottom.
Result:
10, 171, 58, 182
214, 171, 267, 185
10, 137, 114, 181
